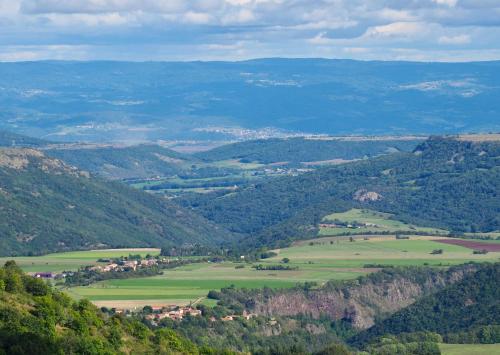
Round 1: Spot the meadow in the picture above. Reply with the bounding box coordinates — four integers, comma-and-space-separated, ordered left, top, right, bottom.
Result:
319, 209, 448, 236
67, 261, 367, 309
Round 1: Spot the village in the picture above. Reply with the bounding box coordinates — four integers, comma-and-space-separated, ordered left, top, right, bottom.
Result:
144, 306, 257, 324
30, 255, 166, 280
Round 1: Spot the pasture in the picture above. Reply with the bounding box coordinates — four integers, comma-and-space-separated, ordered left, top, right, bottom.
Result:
319, 209, 447, 236
268, 235, 499, 268
0, 248, 160, 273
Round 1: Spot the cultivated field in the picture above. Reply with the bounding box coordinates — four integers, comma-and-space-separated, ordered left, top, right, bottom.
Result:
319, 209, 447, 236
439, 343, 500, 355
0, 248, 160, 273
435, 239, 500, 252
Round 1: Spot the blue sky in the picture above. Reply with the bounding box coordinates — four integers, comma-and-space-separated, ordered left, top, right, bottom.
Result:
1, 0, 500, 62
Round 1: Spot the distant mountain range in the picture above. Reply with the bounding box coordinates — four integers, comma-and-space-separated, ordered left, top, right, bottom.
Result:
1, 59, 499, 142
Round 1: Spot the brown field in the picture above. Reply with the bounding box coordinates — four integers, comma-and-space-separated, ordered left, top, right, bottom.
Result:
434, 239, 500, 252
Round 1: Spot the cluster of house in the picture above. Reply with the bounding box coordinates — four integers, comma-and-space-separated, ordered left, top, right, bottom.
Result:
220, 311, 257, 322
144, 307, 257, 323
89, 257, 159, 273
319, 222, 378, 229
145, 306, 202, 322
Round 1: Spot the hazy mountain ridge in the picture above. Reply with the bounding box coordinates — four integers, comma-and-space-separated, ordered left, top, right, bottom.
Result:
1, 59, 499, 142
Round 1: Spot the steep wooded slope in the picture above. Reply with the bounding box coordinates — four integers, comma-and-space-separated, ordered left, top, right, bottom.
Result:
0, 148, 234, 256
351, 262, 500, 345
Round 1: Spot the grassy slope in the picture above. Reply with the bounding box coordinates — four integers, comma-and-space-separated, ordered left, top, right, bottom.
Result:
320, 208, 447, 236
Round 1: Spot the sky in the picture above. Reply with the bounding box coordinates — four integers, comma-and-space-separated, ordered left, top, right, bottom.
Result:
1, 0, 500, 62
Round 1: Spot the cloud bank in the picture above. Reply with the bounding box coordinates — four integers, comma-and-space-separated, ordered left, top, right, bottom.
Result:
0, 0, 499, 61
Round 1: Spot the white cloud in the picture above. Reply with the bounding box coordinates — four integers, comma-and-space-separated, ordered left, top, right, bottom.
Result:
0, 0, 498, 61
433, 0, 458, 7
438, 34, 471, 45
363, 22, 427, 38
308, 32, 335, 45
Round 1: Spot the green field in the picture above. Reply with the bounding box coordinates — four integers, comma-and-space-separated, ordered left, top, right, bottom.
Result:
0, 248, 160, 273
67, 261, 367, 308
439, 343, 500, 355
65, 236, 500, 308
268, 236, 499, 268
319, 209, 448, 236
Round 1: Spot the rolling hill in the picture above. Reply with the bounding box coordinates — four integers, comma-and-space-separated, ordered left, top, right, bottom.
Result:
0, 148, 235, 256
195, 137, 423, 165
1, 59, 499, 142
0, 130, 49, 147
181, 136, 500, 248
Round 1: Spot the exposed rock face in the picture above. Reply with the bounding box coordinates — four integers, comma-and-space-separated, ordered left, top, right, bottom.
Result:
249, 266, 476, 330
353, 189, 382, 202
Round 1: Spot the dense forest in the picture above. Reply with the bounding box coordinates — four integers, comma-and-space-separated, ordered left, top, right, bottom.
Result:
182, 137, 500, 249
0, 148, 235, 256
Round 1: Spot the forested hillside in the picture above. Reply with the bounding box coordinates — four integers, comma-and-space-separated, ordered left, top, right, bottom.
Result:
0, 261, 220, 354
196, 137, 423, 164
46, 144, 193, 180
182, 137, 500, 248
0, 148, 234, 256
